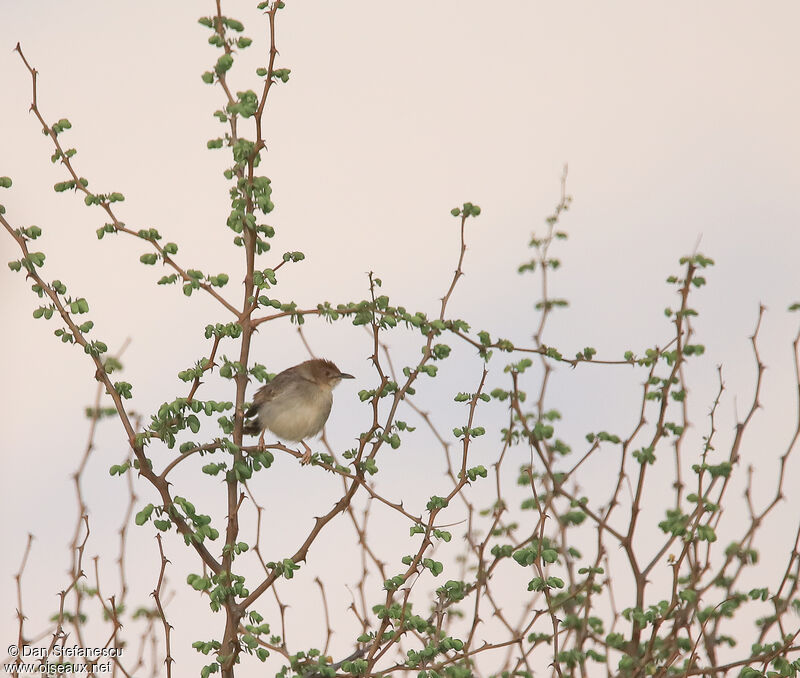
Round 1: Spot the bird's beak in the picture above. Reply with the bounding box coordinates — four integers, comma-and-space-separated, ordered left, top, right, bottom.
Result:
339, 372, 355, 379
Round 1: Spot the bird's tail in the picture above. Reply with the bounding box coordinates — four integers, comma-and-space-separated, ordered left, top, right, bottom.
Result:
243, 418, 261, 436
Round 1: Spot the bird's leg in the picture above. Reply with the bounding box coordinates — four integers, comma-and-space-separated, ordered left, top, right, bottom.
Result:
299, 440, 312, 465
258, 430, 266, 451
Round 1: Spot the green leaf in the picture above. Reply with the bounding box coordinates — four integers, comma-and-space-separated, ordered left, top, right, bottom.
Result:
215, 54, 234, 73
135, 504, 155, 526
187, 415, 201, 434
114, 382, 133, 399
426, 496, 448, 511
541, 549, 558, 563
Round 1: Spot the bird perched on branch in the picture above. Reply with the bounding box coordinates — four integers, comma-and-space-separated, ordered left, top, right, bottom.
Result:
243, 358, 354, 464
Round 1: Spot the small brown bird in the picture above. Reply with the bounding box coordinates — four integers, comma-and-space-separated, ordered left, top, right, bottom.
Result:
243, 359, 354, 464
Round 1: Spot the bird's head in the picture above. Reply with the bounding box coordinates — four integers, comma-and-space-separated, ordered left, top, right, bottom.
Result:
306, 358, 354, 389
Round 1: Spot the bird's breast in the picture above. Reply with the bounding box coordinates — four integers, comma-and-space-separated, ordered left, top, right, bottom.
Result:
258, 382, 333, 441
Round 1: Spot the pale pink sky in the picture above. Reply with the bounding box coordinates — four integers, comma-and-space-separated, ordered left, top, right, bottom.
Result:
2, 2, 799, 675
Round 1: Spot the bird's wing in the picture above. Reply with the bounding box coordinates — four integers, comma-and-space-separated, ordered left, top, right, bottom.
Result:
244, 381, 279, 418
244, 371, 299, 418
